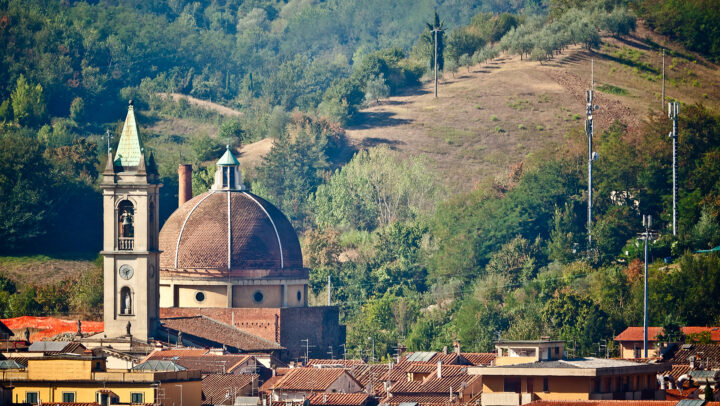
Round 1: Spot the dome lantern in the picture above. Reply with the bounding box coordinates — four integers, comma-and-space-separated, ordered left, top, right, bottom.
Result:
212, 145, 244, 190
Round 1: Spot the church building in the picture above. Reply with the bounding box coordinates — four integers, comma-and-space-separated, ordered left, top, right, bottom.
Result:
101, 102, 345, 361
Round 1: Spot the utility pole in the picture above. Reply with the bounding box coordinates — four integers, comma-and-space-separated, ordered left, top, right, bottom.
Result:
367, 336, 375, 363
585, 60, 599, 251
642, 214, 652, 358
662, 49, 666, 113
432, 27, 442, 98
327, 275, 331, 306
669, 102, 680, 236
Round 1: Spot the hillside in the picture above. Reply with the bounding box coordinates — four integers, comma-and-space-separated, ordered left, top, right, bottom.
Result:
343, 25, 720, 191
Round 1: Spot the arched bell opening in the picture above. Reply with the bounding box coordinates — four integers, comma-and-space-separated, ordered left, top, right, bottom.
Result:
118, 200, 134, 250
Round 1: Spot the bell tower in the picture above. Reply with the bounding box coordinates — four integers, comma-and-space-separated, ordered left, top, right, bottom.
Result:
101, 101, 161, 340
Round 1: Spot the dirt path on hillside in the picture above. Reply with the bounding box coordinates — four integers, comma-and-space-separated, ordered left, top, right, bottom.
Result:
158, 93, 242, 117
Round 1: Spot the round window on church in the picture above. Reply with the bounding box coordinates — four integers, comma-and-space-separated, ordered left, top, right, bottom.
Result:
195, 291, 205, 303
297, 291, 302, 302
253, 291, 264, 303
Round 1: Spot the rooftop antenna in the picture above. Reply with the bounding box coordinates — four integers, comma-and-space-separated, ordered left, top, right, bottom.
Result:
327, 345, 334, 360
642, 214, 653, 358
103, 129, 114, 155
669, 102, 680, 236
300, 339, 315, 365
585, 59, 600, 252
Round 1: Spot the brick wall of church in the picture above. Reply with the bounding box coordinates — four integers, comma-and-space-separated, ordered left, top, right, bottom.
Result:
159, 306, 346, 362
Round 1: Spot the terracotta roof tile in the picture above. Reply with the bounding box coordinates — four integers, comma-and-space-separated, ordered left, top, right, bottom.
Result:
527, 402, 679, 406
146, 349, 210, 360
259, 375, 282, 393
148, 354, 254, 375
41, 403, 100, 406
614, 326, 720, 342
380, 394, 458, 405
667, 343, 720, 368
307, 393, 369, 406
308, 359, 366, 367
269, 368, 355, 391
669, 364, 692, 380
665, 387, 699, 400
202, 373, 256, 405
460, 353, 496, 366
160, 316, 283, 352
159, 191, 303, 271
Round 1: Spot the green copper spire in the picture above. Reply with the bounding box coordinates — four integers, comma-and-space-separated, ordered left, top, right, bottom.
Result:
217, 145, 240, 166
114, 101, 144, 168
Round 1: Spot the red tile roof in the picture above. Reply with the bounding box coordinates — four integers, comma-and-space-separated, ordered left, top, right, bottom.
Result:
41, 403, 100, 406
460, 353, 496, 366
667, 343, 720, 368
380, 394, 458, 406
527, 402, 678, 406
268, 368, 357, 392
307, 393, 369, 406
669, 364, 692, 380
160, 316, 283, 352
259, 375, 282, 393
665, 387, 699, 400
146, 349, 210, 359
614, 326, 720, 342
307, 359, 366, 367
146, 350, 256, 374
202, 373, 256, 405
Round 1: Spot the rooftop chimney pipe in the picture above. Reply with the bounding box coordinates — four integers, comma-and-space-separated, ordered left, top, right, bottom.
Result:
178, 164, 193, 206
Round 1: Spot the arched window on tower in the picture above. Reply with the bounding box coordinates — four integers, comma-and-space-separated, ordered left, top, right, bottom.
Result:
118, 200, 134, 250
120, 287, 132, 315
222, 166, 235, 189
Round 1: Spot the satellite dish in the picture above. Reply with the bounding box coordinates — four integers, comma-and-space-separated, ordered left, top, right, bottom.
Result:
594, 105, 599, 111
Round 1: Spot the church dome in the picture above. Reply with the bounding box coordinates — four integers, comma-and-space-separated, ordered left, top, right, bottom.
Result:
159, 190, 304, 275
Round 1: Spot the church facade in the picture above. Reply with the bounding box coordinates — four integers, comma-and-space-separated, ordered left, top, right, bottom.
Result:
101, 102, 345, 361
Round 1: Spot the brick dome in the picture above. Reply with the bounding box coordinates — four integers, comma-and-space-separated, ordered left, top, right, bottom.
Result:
159, 190, 303, 273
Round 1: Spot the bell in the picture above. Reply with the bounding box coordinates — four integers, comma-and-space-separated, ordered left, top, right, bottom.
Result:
122, 214, 131, 226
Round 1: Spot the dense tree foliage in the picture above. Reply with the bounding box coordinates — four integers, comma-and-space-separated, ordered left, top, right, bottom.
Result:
637, 0, 720, 62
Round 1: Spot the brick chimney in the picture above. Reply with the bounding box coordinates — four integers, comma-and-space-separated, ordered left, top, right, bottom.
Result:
178, 164, 192, 206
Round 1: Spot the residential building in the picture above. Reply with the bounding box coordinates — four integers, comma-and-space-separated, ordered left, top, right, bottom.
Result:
614, 327, 720, 359
380, 363, 482, 406
469, 340, 668, 406
261, 368, 363, 403
0, 354, 201, 406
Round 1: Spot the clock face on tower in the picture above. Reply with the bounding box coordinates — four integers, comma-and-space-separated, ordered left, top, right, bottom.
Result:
119, 264, 134, 280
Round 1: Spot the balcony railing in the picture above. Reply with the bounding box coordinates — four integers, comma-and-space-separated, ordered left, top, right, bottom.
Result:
118, 237, 134, 251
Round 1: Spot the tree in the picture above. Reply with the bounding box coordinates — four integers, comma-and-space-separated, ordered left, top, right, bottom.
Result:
0, 132, 54, 252
69, 97, 85, 123
364, 74, 390, 105
425, 11, 445, 71
11, 75, 46, 126
705, 380, 714, 401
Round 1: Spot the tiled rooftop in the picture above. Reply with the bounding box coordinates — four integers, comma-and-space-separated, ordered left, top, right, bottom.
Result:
614, 326, 720, 342
667, 344, 720, 368
379, 393, 460, 406
160, 316, 283, 352
307, 393, 369, 406
527, 402, 679, 406
461, 352, 497, 366
146, 350, 257, 374
308, 359, 366, 367
267, 368, 353, 391
202, 373, 256, 405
